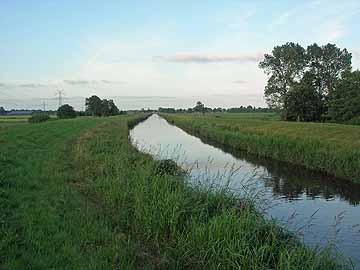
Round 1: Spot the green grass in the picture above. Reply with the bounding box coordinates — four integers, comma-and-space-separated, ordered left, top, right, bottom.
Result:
0, 115, 30, 126
0, 114, 351, 269
162, 113, 360, 183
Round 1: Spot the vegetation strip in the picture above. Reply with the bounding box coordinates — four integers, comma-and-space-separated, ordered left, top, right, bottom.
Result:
161, 113, 360, 183
0, 115, 351, 269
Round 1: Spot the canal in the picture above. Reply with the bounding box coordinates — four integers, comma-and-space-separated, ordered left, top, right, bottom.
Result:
130, 114, 360, 268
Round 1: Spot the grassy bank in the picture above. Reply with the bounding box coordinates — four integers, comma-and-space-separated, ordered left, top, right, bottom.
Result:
0, 115, 350, 269
162, 113, 360, 183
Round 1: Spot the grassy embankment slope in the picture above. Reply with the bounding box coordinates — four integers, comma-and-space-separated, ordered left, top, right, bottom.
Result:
162, 113, 360, 183
0, 115, 350, 269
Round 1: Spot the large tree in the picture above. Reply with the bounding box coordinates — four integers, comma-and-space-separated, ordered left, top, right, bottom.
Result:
85, 96, 120, 116
285, 72, 324, 122
259, 42, 307, 116
100, 99, 120, 116
328, 70, 360, 122
260, 42, 353, 121
307, 43, 352, 96
85, 95, 103, 116
108, 99, 120, 115
57, 104, 77, 119
193, 101, 205, 114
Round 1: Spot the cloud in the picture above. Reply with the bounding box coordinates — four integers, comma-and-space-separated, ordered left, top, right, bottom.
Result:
233, 80, 248, 84
101, 80, 113, 84
0, 82, 50, 88
18, 83, 47, 88
271, 11, 293, 27
353, 50, 360, 59
318, 20, 347, 43
353, 50, 360, 69
63, 80, 93, 85
0, 80, 124, 90
101, 80, 123, 84
63, 79, 123, 85
268, 1, 360, 44
153, 53, 263, 64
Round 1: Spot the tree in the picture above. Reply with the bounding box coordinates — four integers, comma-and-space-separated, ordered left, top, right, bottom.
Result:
101, 99, 111, 116
307, 43, 352, 96
0, 106, 6, 115
285, 73, 324, 122
100, 99, 120, 116
57, 104, 77, 119
85, 96, 120, 117
328, 70, 360, 122
85, 95, 102, 116
159, 107, 176, 113
108, 99, 120, 115
259, 42, 307, 117
260, 42, 353, 122
193, 101, 205, 113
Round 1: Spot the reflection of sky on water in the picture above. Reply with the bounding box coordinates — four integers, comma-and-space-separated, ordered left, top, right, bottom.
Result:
130, 114, 360, 268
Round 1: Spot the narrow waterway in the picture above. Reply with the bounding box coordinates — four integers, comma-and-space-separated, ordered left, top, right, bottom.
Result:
130, 114, 360, 268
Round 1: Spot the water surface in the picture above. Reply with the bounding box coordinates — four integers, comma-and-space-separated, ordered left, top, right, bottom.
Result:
130, 114, 360, 268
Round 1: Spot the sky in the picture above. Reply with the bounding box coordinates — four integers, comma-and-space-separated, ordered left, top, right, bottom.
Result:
1, 0, 360, 110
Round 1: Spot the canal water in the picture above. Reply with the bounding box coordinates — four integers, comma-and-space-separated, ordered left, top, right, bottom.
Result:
130, 114, 360, 268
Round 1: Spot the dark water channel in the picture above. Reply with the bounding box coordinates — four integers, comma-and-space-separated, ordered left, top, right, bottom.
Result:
130, 114, 360, 268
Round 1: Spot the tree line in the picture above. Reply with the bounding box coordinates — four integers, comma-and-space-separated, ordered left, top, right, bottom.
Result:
52, 96, 123, 119
259, 42, 359, 123
159, 101, 273, 114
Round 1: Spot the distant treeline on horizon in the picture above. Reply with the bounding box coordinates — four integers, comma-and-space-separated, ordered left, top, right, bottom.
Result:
158, 105, 273, 114
0, 104, 273, 116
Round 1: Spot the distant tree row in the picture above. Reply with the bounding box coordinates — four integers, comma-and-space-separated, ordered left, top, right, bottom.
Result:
85, 95, 122, 116
158, 102, 273, 114
1, 97, 123, 118
259, 42, 359, 123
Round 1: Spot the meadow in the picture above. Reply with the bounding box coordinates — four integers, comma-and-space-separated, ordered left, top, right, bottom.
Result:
162, 113, 360, 183
0, 115, 351, 269
0, 115, 30, 125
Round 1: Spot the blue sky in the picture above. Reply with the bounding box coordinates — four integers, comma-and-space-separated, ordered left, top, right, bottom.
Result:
1, 0, 360, 109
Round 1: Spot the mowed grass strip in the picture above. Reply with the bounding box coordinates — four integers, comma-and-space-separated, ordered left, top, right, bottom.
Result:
0, 116, 141, 269
162, 113, 360, 182
0, 114, 351, 269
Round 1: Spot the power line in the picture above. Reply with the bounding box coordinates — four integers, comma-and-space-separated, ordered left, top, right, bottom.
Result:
55, 90, 65, 108
41, 101, 47, 111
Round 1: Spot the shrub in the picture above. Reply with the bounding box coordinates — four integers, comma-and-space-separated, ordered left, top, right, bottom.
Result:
154, 159, 183, 176
28, 113, 50, 123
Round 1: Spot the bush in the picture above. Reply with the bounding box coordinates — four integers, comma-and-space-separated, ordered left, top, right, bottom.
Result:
28, 113, 50, 123
57, 104, 77, 119
154, 159, 184, 176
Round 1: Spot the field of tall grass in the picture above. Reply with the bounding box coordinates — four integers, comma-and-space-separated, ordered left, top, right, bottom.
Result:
162, 113, 360, 183
0, 114, 351, 269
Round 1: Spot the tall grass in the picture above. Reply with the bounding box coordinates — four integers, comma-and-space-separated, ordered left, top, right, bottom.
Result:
162, 113, 360, 183
73, 115, 350, 269
0, 114, 351, 269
